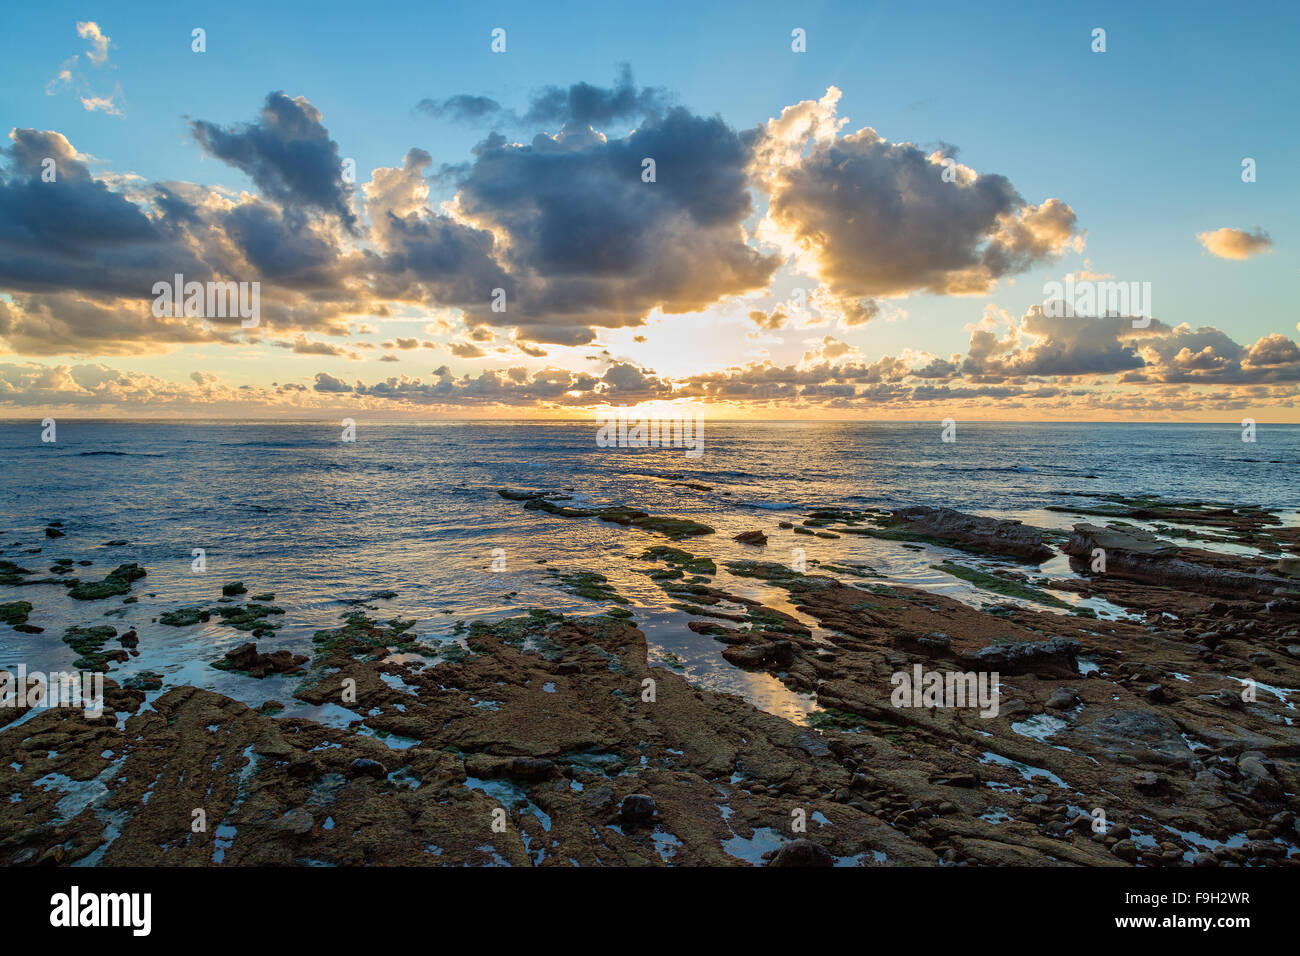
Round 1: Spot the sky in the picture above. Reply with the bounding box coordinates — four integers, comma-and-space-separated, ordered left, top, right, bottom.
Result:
1, 0, 1297, 420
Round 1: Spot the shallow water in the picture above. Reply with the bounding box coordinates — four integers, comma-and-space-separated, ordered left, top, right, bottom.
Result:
2, 420, 1297, 723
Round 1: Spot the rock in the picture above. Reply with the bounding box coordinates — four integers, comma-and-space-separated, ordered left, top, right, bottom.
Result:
721, 640, 794, 668
1144, 683, 1167, 703
794, 731, 831, 759
732, 530, 767, 546
1045, 687, 1079, 710
67, 563, 146, 601
222, 582, 248, 597
508, 757, 556, 779
214, 642, 307, 678
1193, 852, 1217, 867
0, 601, 33, 627
768, 839, 834, 867
1111, 839, 1138, 862
1064, 523, 1285, 598
1237, 755, 1282, 801
1133, 771, 1162, 792
275, 808, 314, 835
347, 758, 387, 780
888, 506, 1053, 563
1063, 710, 1198, 768
936, 774, 977, 788
961, 638, 1081, 677
619, 793, 657, 827
1276, 556, 1300, 578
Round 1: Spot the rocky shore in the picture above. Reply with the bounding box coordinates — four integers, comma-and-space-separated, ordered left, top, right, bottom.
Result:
1, 494, 1297, 867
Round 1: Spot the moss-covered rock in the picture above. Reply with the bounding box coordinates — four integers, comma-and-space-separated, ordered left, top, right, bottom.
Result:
67, 563, 146, 601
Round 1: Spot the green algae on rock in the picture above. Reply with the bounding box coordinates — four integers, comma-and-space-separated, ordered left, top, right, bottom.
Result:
0, 601, 34, 627
61, 624, 121, 671
552, 570, 628, 605
158, 607, 211, 627
638, 546, 716, 576
67, 563, 146, 601
930, 561, 1070, 609
499, 489, 714, 540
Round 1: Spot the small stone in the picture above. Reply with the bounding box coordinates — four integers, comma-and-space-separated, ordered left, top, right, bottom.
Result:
619, 793, 657, 827
347, 757, 387, 780
275, 808, 314, 835
1111, 839, 1138, 862
1045, 688, 1079, 710
768, 839, 834, 867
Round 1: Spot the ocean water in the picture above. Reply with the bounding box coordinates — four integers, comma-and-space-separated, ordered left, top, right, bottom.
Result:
2, 420, 1298, 725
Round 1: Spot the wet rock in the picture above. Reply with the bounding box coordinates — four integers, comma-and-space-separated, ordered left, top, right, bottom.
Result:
885, 506, 1053, 563
275, 808, 314, 835
159, 607, 211, 627
768, 839, 834, 867
1064, 523, 1285, 598
0, 601, 33, 628
67, 563, 146, 601
1045, 687, 1079, 710
1237, 755, 1282, 801
619, 793, 657, 827
1063, 710, 1197, 768
722, 641, 794, 668
1111, 839, 1138, 862
347, 757, 387, 780
222, 582, 248, 597
1133, 771, 1162, 792
213, 642, 307, 679
961, 638, 1080, 677
733, 530, 768, 546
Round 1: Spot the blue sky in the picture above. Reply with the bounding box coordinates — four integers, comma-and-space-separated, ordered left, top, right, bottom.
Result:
1, 0, 1297, 418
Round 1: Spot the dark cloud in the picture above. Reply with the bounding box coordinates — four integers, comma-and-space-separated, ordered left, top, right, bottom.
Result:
191, 92, 357, 230
523, 65, 670, 127
313, 371, 351, 392
451, 108, 777, 335
415, 94, 506, 123
417, 66, 670, 129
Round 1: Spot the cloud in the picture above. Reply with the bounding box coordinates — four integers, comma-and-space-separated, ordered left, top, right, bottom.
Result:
523, 65, 670, 127
313, 371, 351, 392
45, 23, 122, 116
449, 107, 777, 338
448, 341, 487, 358
755, 90, 1079, 297
191, 92, 357, 230
416, 94, 506, 123
417, 66, 670, 129
1196, 226, 1273, 260
748, 307, 787, 330
76, 22, 111, 66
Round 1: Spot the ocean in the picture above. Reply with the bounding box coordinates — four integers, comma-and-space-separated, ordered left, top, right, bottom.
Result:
2, 420, 1298, 725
